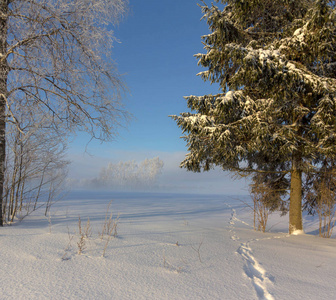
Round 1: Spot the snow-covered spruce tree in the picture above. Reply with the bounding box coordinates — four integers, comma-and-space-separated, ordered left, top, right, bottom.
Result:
0, 0, 129, 226
171, 0, 336, 234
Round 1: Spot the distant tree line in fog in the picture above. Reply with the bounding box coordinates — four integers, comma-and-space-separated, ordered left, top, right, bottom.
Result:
69, 157, 164, 190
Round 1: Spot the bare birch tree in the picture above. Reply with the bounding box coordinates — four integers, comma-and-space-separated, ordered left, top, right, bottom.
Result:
3, 116, 69, 223
0, 0, 129, 226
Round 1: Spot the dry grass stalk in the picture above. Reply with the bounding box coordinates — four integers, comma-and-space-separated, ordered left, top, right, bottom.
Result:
101, 201, 120, 257
77, 234, 86, 255
76, 215, 91, 254
85, 217, 92, 238
102, 217, 119, 257
62, 226, 74, 261
62, 202, 121, 259
100, 201, 113, 239
78, 215, 82, 236
48, 211, 52, 234
102, 234, 112, 258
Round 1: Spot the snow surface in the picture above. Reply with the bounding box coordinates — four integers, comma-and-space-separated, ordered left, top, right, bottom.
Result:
1, 191, 336, 300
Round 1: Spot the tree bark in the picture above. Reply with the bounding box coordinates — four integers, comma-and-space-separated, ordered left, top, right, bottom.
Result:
0, 0, 8, 226
289, 156, 303, 234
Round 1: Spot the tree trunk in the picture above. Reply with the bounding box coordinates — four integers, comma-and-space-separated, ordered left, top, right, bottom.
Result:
289, 156, 303, 234
0, 0, 8, 226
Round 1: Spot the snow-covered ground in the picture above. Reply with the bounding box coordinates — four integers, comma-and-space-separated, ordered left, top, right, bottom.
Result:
1, 191, 335, 300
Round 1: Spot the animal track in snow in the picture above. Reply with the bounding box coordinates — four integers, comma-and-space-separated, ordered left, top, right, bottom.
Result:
237, 242, 274, 300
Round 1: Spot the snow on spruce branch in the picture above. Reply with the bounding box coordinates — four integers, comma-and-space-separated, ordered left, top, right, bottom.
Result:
224, 43, 336, 93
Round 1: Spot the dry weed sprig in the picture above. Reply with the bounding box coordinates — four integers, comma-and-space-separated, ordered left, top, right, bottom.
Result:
77, 215, 91, 255
102, 234, 111, 258
77, 234, 86, 255
78, 215, 82, 236
48, 211, 52, 234
102, 213, 120, 257
62, 226, 74, 261
100, 200, 113, 240
191, 238, 204, 263
85, 217, 92, 238
62, 201, 121, 259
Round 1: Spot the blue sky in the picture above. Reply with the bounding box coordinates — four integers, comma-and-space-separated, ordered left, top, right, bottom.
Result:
68, 0, 249, 194
111, 0, 217, 152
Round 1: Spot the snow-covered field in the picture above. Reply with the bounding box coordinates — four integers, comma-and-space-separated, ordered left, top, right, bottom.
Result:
1, 191, 336, 300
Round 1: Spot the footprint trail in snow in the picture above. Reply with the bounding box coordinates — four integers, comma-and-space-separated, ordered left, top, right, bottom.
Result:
227, 204, 274, 300
237, 242, 275, 300
229, 208, 240, 241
